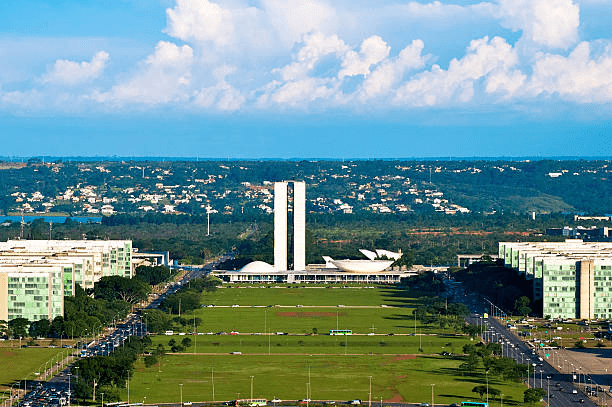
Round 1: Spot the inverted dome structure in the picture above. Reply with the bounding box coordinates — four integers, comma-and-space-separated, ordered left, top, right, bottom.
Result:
240, 261, 277, 273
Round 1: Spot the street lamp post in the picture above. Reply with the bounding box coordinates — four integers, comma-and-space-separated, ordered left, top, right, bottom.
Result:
532, 364, 537, 388
179, 383, 183, 406
485, 370, 489, 404
101, 392, 104, 407
547, 379, 550, 406
67, 373, 72, 407
431, 384, 435, 407
250, 376, 254, 403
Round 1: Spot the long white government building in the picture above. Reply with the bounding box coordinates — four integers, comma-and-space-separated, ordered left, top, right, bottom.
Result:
499, 240, 612, 320
0, 240, 133, 322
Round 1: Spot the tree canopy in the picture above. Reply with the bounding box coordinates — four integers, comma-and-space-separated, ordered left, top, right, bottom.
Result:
93, 276, 151, 304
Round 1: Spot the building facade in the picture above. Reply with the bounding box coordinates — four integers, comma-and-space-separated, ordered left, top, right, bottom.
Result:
0, 239, 133, 322
499, 241, 612, 319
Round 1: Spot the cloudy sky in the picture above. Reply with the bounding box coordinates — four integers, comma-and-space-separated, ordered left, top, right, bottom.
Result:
1, 0, 611, 158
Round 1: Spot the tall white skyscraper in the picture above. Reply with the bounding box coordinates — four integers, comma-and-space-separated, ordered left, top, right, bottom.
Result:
274, 181, 288, 271
274, 181, 306, 271
293, 181, 306, 271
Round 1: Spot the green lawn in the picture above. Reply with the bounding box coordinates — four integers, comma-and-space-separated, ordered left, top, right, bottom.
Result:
198, 286, 421, 307
181, 286, 454, 335
0, 347, 70, 400
189, 306, 438, 335
152, 333, 471, 355
122, 354, 526, 406
123, 286, 529, 405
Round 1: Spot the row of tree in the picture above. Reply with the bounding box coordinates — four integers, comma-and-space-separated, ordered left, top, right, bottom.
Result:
73, 336, 152, 402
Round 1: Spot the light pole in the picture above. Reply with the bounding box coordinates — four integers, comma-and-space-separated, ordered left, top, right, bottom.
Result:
431, 384, 435, 407
547, 378, 550, 406
179, 383, 183, 406
101, 392, 104, 407
486, 370, 489, 404
67, 373, 72, 407
250, 376, 254, 403
532, 364, 536, 388
369, 376, 373, 407
500, 393, 503, 407
212, 368, 215, 402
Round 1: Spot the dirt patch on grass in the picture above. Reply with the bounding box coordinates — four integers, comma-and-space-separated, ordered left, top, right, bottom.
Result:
393, 355, 417, 361
386, 393, 403, 403
276, 312, 347, 317
381, 355, 417, 366
2, 350, 15, 357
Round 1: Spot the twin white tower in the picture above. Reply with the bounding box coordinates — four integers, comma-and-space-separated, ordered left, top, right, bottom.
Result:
274, 181, 306, 271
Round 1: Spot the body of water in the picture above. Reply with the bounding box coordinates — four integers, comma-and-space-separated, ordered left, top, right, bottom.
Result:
0, 215, 102, 224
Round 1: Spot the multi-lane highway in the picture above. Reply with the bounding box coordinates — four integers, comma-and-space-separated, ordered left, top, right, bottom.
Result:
15, 253, 232, 407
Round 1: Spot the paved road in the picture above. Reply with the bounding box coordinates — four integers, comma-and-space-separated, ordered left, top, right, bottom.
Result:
464, 310, 601, 407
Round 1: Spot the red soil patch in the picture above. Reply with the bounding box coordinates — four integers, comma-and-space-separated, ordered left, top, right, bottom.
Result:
393, 355, 417, 361
276, 312, 347, 317
386, 394, 403, 403
2, 350, 15, 357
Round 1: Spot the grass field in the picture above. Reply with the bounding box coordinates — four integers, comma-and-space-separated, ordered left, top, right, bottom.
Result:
152, 333, 470, 355
0, 347, 69, 400
189, 306, 434, 335
124, 286, 529, 405
198, 286, 420, 307
122, 354, 526, 406
182, 286, 454, 335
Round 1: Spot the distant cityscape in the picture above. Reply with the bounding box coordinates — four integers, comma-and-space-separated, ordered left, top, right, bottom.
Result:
1, 159, 611, 219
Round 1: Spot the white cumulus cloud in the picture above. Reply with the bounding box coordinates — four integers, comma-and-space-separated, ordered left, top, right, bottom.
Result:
527, 41, 612, 102
165, 0, 239, 47
92, 41, 193, 105
496, 0, 580, 49
394, 36, 518, 106
276, 32, 349, 81
41, 51, 109, 85
339, 35, 390, 79
194, 65, 245, 111
359, 39, 428, 101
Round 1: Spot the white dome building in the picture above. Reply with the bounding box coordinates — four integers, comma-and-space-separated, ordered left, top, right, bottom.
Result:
240, 261, 277, 273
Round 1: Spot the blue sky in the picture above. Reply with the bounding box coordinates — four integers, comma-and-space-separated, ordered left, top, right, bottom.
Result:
1, 0, 612, 158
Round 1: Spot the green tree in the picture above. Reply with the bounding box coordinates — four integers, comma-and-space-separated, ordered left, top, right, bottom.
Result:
144, 355, 158, 368
472, 385, 488, 399
459, 353, 480, 374
514, 296, 532, 316
29, 318, 52, 338
462, 323, 481, 338
134, 265, 174, 286
8, 318, 29, 338
524, 388, 546, 403
181, 337, 192, 348
93, 276, 151, 304
142, 309, 172, 333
